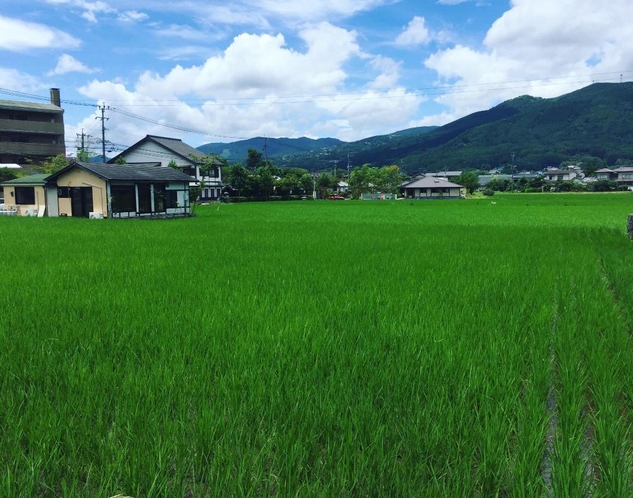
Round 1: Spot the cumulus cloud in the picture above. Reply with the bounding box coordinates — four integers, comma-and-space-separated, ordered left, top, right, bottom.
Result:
74, 22, 421, 144
368, 56, 401, 89
48, 54, 99, 76
0, 68, 45, 92
424, 0, 633, 123
0, 15, 80, 52
395, 16, 431, 46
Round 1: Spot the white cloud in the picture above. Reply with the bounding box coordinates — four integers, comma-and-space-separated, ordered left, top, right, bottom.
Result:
368, 56, 401, 89
0, 68, 45, 92
0, 15, 80, 52
45, 0, 137, 23
424, 0, 633, 122
73, 22, 420, 144
395, 16, 431, 46
244, 0, 398, 21
117, 10, 149, 23
48, 54, 99, 76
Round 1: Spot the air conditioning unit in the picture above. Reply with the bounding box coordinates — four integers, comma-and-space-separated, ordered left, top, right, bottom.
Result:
89, 212, 104, 219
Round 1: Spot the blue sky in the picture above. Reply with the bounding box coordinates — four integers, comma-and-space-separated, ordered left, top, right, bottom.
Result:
1, 0, 632, 156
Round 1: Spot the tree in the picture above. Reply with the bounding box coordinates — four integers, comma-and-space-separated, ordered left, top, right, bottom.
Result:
224, 164, 249, 196
0, 168, 18, 183
380, 165, 405, 193
246, 148, 263, 170
39, 154, 69, 174
455, 171, 479, 194
583, 159, 599, 177
349, 164, 377, 198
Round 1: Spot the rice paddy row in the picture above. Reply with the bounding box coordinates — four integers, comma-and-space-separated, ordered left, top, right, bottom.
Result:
1, 193, 632, 496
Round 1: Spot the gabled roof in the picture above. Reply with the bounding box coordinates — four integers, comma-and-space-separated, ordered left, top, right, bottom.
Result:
46, 161, 195, 183
614, 166, 633, 173
1, 174, 50, 186
402, 177, 462, 189
109, 135, 207, 164
596, 168, 615, 173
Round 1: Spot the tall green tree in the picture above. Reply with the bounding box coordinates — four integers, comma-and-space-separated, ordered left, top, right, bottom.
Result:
455, 171, 479, 194
246, 149, 263, 170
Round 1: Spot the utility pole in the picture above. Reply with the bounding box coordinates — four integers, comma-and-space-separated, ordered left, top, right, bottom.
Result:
263, 137, 268, 165
96, 104, 109, 162
347, 150, 351, 177
511, 152, 516, 191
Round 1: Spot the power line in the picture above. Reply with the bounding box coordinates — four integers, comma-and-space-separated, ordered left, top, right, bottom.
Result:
110, 107, 248, 140
2, 71, 632, 110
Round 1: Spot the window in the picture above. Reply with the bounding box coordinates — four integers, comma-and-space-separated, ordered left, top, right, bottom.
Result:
153, 183, 166, 212
15, 187, 35, 205
166, 190, 179, 208
110, 185, 136, 213
58, 187, 70, 198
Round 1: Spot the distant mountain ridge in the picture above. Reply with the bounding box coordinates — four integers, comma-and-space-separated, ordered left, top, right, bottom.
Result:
198, 83, 633, 172
197, 136, 345, 161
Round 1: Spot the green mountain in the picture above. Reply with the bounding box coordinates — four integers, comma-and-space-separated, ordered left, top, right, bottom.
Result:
197, 136, 345, 162
294, 82, 633, 172
198, 83, 633, 173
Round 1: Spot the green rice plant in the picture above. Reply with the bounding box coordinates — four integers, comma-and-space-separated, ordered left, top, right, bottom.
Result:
0, 194, 632, 496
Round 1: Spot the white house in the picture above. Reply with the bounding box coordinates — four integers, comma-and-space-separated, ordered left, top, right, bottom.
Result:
109, 135, 224, 201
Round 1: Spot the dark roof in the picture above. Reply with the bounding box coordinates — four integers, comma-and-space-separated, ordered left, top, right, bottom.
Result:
0, 100, 63, 113
402, 177, 463, 189
109, 135, 207, 164
1, 174, 50, 186
545, 169, 573, 175
147, 135, 207, 161
46, 162, 195, 183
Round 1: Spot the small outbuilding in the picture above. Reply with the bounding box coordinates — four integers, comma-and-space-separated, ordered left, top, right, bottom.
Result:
43, 161, 194, 218
400, 177, 463, 199
1, 174, 49, 216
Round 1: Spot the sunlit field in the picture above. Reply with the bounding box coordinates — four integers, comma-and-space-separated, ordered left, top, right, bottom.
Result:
1, 193, 633, 497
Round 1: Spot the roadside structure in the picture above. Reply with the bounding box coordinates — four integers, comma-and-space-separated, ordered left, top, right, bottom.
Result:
0, 88, 65, 165
109, 135, 224, 201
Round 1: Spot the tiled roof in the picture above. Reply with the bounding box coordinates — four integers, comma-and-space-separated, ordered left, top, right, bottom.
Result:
402, 177, 462, 189
146, 135, 207, 161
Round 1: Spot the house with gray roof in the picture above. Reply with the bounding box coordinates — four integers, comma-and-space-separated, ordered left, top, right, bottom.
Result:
31, 161, 194, 218
400, 177, 464, 199
109, 134, 224, 201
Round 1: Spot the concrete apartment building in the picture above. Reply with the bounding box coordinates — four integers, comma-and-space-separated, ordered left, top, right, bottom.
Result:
0, 88, 65, 165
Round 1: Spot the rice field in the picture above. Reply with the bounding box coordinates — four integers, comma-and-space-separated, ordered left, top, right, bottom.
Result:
1, 193, 633, 497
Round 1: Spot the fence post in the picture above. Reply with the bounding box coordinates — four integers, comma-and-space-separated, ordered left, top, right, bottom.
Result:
628, 214, 633, 240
